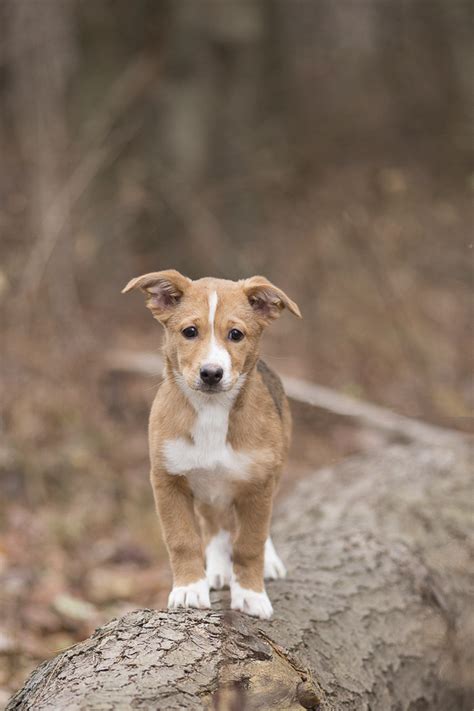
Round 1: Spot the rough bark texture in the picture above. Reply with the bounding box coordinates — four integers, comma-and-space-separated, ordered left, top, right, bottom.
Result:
8, 444, 473, 710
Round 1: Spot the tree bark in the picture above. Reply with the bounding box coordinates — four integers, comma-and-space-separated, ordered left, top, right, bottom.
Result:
7, 444, 473, 710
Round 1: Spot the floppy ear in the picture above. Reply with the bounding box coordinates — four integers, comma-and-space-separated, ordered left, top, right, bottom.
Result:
122, 269, 191, 322
242, 276, 302, 324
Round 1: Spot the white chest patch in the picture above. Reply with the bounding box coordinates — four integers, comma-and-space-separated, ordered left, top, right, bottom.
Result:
163, 395, 250, 506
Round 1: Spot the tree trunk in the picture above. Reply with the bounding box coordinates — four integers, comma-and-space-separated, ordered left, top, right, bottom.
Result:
7, 444, 473, 710
5, 0, 79, 330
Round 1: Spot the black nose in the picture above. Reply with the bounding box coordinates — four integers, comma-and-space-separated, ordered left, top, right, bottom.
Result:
200, 365, 224, 386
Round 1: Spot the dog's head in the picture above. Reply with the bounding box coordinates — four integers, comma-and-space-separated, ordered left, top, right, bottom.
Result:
122, 271, 301, 396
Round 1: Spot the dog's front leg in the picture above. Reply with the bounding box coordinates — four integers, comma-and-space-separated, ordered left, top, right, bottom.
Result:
231, 478, 274, 619
152, 472, 210, 610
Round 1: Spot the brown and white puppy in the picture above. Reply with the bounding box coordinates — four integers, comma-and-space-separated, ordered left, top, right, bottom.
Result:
123, 271, 301, 619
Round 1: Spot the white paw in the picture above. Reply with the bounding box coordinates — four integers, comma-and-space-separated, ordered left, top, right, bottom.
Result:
264, 537, 287, 580
168, 578, 210, 610
230, 579, 273, 620
206, 530, 233, 590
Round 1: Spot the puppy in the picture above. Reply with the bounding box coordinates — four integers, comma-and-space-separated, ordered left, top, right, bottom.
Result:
123, 271, 301, 619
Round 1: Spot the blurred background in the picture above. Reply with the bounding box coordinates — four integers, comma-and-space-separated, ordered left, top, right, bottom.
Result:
0, 0, 472, 702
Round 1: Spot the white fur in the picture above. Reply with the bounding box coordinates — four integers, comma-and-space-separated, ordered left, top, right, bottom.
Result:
203, 290, 232, 387
168, 578, 210, 610
264, 537, 287, 580
206, 529, 232, 589
164, 373, 250, 506
230, 577, 273, 619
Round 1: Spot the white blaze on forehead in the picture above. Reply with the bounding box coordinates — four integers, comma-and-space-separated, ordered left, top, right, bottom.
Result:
208, 289, 218, 328
204, 290, 231, 381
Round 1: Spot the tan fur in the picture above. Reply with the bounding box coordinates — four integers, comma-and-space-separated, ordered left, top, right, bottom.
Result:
123, 272, 301, 607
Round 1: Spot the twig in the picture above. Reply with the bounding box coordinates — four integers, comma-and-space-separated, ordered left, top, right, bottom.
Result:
105, 350, 469, 446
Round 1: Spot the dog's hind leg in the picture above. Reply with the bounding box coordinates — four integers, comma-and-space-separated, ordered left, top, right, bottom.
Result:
264, 537, 287, 580
205, 529, 233, 590
197, 504, 234, 590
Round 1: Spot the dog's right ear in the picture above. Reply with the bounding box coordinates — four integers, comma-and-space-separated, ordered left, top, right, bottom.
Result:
122, 270, 191, 322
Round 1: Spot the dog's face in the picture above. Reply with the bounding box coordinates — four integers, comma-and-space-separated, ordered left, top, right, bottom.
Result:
123, 271, 301, 395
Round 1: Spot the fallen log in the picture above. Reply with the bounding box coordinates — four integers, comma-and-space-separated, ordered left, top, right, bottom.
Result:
105, 349, 469, 446
7, 444, 473, 710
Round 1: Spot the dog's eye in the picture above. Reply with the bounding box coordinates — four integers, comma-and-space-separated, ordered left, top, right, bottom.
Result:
228, 328, 244, 342
182, 326, 198, 339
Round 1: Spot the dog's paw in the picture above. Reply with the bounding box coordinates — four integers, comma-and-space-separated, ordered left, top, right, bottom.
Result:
206, 530, 232, 590
230, 581, 273, 620
168, 578, 211, 610
207, 567, 232, 591
264, 537, 287, 580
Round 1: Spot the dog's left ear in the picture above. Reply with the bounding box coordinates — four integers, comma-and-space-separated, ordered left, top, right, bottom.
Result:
242, 276, 302, 324
122, 269, 191, 322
